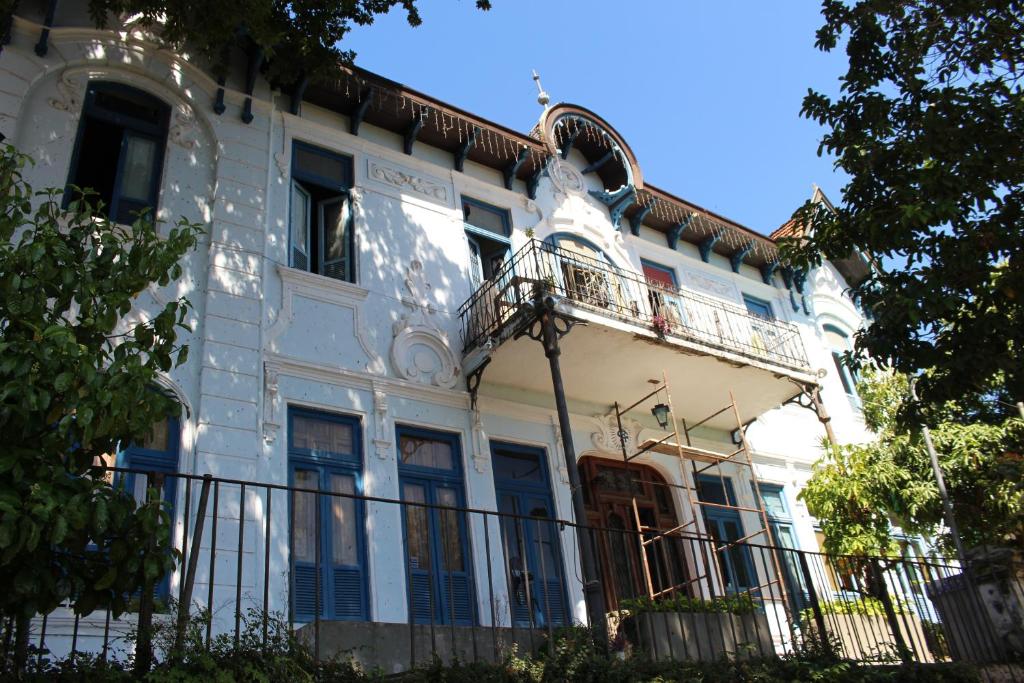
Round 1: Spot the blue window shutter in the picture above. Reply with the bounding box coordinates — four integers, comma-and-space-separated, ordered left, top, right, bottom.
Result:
540, 578, 567, 626
293, 565, 321, 619
332, 568, 364, 619
410, 571, 433, 623
445, 574, 473, 624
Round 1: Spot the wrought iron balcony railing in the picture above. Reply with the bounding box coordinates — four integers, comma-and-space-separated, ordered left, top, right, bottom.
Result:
458, 240, 810, 373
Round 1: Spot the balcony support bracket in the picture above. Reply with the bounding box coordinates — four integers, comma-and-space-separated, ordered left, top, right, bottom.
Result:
350, 87, 375, 136
403, 106, 430, 155
729, 240, 755, 273
668, 214, 694, 250
629, 205, 651, 237
785, 380, 837, 444
466, 357, 491, 412
454, 126, 480, 172
698, 233, 721, 263
760, 261, 779, 285
503, 146, 529, 190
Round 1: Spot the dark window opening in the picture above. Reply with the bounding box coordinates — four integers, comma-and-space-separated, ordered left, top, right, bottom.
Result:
462, 197, 510, 237
290, 142, 354, 283
66, 83, 170, 225
743, 295, 774, 320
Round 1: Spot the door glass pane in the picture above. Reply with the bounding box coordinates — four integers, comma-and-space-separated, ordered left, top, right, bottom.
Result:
399, 434, 454, 470
290, 183, 310, 269
119, 133, 157, 202
403, 483, 430, 570
139, 416, 169, 452
330, 474, 358, 566
292, 415, 353, 456
294, 470, 318, 563
467, 236, 482, 289
437, 487, 463, 572
529, 504, 558, 579
321, 197, 350, 281
493, 450, 543, 482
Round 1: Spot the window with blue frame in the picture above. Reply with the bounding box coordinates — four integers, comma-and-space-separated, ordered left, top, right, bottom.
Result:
696, 475, 754, 593
288, 408, 368, 621
397, 426, 474, 625
641, 259, 684, 327
824, 325, 859, 400
545, 233, 615, 308
66, 82, 170, 225
462, 197, 511, 289
752, 482, 810, 619
289, 142, 355, 282
742, 294, 774, 320
491, 442, 568, 628
118, 413, 181, 600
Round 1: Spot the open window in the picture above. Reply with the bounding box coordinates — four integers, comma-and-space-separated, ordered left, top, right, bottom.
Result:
824, 324, 859, 400
66, 82, 170, 224
289, 142, 355, 283
462, 197, 511, 290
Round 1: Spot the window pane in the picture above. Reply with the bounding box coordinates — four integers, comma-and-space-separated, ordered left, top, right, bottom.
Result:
330, 474, 358, 566
295, 146, 347, 187
462, 199, 509, 236
403, 483, 430, 570
400, 434, 454, 470
290, 183, 310, 270
743, 296, 774, 320
758, 486, 788, 518
294, 470, 318, 563
140, 416, 169, 452
697, 478, 730, 506
832, 352, 855, 395
493, 450, 543, 482
119, 134, 157, 203
437, 487, 464, 572
321, 197, 350, 281
642, 263, 676, 288
292, 415, 354, 457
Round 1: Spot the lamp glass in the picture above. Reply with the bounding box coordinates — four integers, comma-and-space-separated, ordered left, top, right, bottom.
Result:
651, 403, 670, 429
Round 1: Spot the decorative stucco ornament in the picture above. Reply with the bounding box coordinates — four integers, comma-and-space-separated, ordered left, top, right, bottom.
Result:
548, 157, 586, 197
168, 102, 199, 149
390, 260, 460, 389
591, 410, 645, 454
49, 71, 83, 112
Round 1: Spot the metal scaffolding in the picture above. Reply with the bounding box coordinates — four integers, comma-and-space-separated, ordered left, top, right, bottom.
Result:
612, 374, 791, 618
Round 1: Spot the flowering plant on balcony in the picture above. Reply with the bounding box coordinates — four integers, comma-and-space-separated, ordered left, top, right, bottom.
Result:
652, 314, 672, 338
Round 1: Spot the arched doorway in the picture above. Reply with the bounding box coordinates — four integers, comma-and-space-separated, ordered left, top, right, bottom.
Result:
579, 456, 689, 609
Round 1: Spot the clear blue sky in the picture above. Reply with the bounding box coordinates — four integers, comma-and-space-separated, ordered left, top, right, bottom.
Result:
343, 1, 849, 237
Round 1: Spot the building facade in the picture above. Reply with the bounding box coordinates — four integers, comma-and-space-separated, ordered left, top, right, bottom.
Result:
1, 2, 905, 662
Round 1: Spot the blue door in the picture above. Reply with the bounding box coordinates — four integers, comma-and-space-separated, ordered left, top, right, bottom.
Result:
697, 476, 755, 593
754, 482, 810, 621
398, 427, 474, 625
492, 442, 568, 628
289, 409, 368, 621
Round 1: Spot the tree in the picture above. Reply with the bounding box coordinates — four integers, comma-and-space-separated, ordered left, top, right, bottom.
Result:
0, 146, 202, 653
801, 368, 1024, 558
78, 0, 492, 84
782, 0, 1024, 412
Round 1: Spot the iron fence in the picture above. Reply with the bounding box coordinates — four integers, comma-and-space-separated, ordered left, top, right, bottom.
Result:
457, 239, 810, 372
4, 469, 1020, 678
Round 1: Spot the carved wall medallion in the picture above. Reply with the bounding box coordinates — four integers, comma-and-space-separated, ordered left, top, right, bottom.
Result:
591, 410, 645, 454
548, 158, 585, 196
49, 71, 83, 113
168, 102, 198, 149
390, 260, 460, 389
367, 159, 448, 204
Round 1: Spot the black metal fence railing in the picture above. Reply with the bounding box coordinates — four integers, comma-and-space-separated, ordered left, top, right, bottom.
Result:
457, 239, 811, 372
5, 469, 1020, 676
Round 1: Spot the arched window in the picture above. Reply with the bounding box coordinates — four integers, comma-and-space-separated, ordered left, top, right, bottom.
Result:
824, 324, 858, 397
66, 82, 171, 224
543, 233, 619, 309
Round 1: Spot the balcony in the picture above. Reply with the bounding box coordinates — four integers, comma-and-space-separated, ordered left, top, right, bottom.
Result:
458, 240, 816, 427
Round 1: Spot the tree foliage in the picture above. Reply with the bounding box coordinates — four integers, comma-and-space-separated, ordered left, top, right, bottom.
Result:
801, 368, 1024, 557
783, 0, 1024, 411
0, 145, 202, 622
78, 0, 492, 84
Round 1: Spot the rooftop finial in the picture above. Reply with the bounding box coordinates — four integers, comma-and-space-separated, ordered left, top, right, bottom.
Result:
532, 70, 550, 110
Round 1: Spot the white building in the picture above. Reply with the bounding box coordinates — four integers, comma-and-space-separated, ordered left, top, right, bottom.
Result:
0, 2, 904, 665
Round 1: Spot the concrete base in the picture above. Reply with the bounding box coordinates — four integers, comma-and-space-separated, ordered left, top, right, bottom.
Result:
627, 611, 775, 661
296, 620, 548, 674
